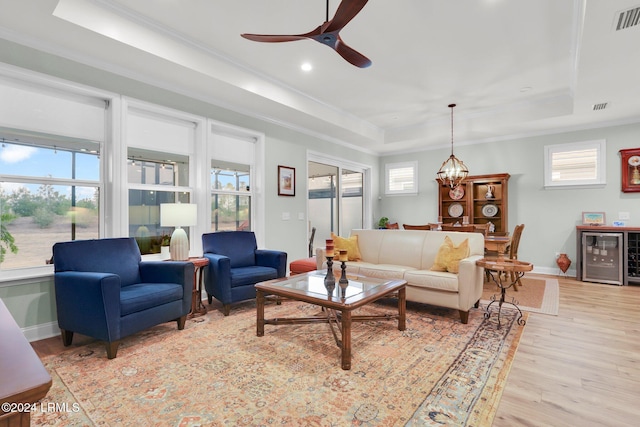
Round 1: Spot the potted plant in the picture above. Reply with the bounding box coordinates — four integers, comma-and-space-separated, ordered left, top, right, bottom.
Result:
377, 217, 389, 229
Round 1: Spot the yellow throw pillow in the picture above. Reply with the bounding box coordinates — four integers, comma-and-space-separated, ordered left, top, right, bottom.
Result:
430, 236, 470, 273
431, 239, 451, 272
331, 232, 362, 261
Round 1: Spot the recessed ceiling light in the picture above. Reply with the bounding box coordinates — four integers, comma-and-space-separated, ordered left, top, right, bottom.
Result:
301, 62, 313, 72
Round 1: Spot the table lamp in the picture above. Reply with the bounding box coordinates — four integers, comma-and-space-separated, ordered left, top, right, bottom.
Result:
160, 203, 198, 260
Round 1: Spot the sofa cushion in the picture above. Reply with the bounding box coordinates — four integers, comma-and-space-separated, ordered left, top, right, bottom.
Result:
120, 283, 184, 316
403, 270, 460, 292
230, 266, 278, 287
331, 232, 362, 261
430, 236, 469, 273
350, 229, 427, 269
353, 263, 416, 281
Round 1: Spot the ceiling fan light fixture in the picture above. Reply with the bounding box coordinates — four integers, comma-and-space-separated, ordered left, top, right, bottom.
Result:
436, 103, 469, 189
241, 0, 372, 68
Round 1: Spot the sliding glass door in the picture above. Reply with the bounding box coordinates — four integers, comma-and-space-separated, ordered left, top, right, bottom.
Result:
308, 160, 366, 253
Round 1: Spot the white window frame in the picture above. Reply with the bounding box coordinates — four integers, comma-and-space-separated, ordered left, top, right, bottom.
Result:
208, 120, 265, 247
544, 140, 606, 189
385, 161, 418, 196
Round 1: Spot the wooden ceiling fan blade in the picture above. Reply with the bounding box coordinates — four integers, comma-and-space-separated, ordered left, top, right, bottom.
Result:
335, 38, 371, 68
325, 0, 369, 33
241, 34, 308, 43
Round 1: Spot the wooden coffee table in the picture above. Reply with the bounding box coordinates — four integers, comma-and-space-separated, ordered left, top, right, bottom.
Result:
255, 271, 406, 370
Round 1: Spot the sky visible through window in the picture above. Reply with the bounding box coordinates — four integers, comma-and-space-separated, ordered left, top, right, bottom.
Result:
0, 143, 99, 200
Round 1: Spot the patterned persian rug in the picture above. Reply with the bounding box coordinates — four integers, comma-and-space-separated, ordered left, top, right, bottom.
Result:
33, 299, 526, 426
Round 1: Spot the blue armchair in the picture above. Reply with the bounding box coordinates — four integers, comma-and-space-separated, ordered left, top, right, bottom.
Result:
53, 238, 194, 359
202, 231, 287, 315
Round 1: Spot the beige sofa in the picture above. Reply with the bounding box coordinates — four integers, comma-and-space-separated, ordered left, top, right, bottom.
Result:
317, 229, 485, 323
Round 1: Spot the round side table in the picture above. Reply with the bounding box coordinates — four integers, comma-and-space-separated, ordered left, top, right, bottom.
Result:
476, 258, 533, 329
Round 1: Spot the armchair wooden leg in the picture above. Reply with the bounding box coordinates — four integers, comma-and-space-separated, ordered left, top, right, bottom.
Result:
474, 300, 480, 309
177, 315, 186, 330
106, 341, 120, 359
459, 310, 469, 324
222, 304, 231, 316
60, 329, 74, 346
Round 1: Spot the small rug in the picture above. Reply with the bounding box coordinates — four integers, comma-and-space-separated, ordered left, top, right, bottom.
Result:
33, 300, 525, 426
481, 275, 559, 316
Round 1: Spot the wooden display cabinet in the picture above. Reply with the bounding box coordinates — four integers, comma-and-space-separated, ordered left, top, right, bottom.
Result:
437, 173, 510, 234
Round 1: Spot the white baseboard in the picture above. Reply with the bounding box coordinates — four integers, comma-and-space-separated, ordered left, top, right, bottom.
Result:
532, 266, 575, 277
22, 320, 60, 343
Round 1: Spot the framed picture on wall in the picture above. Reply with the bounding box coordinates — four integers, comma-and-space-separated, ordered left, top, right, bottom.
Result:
619, 148, 640, 193
582, 211, 605, 226
278, 165, 295, 196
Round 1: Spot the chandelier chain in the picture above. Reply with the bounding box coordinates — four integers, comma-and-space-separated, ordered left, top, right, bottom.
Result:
450, 103, 455, 156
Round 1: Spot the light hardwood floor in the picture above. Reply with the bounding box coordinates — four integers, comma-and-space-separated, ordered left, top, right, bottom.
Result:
493, 274, 640, 427
31, 274, 640, 426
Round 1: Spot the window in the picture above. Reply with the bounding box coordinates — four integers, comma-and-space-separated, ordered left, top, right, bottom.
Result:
0, 137, 100, 269
127, 148, 190, 254
210, 161, 251, 231
385, 161, 418, 195
544, 140, 606, 188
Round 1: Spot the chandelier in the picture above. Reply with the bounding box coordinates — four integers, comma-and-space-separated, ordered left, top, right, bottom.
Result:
436, 103, 469, 189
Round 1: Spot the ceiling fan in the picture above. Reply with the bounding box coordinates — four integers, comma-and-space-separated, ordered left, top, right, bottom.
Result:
241, 0, 372, 68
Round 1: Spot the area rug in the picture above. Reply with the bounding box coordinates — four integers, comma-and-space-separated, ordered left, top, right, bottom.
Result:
481, 275, 559, 316
33, 300, 526, 426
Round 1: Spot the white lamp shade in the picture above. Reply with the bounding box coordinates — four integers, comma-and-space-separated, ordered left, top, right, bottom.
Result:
160, 203, 197, 227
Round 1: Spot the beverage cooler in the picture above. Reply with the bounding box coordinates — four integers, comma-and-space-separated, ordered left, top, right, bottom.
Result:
582, 232, 624, 285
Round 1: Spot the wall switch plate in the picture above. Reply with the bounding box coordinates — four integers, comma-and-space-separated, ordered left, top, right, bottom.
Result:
298, 212, 305, 220
282, 212, 290, 220
619, 211, 630, 220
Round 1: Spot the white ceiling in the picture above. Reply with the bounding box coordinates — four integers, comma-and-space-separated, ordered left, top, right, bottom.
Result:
1, 0, 640, 155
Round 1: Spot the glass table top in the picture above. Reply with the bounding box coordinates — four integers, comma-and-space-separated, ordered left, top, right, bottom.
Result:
273, 271, 395, 299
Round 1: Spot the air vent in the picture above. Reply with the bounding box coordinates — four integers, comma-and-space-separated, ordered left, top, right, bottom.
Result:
615, 6, 640, 30
593, 102, 608, 111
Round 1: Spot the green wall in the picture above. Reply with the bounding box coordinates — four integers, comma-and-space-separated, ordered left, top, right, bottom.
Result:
379, 123, 640, 271
0, 278, 56, 329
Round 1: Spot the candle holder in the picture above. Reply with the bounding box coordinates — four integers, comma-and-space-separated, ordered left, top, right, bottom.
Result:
324, 256, 336, 295
338, 260, 349, 299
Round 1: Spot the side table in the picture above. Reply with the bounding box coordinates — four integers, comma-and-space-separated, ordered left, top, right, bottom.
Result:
186, 257, 209, 318
476, 258, 533, 329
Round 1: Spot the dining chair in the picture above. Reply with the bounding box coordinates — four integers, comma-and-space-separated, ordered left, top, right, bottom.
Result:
473, 223, 490, 236
308, 226, 316, 257
440, 224, 476, 232
508, 224, 525, 290
402, 224, 431, 230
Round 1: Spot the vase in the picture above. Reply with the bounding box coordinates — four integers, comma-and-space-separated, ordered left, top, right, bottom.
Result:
557, 253, 571, 273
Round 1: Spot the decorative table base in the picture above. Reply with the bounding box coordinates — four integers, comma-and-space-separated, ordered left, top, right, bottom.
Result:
476, 258, 533, 329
